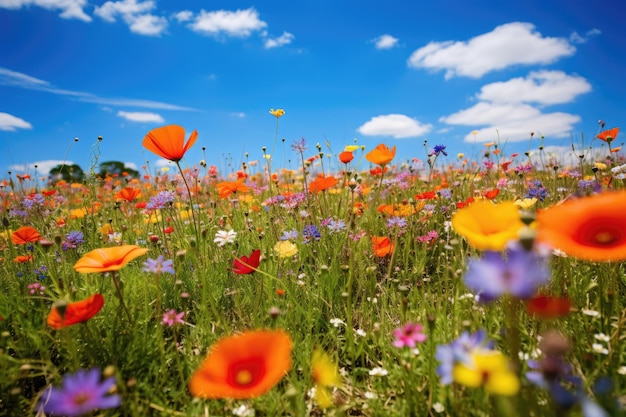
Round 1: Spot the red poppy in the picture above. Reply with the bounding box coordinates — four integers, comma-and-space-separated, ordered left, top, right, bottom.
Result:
189, 330, 292, 399
596, 127, 619, 143
47, 294, 105, 329
415, 191, 437, 200
309, 176, 339, 193
11, 226, 42, 245
143, 124, 198, 162
456, 197, 475, 209
339, 151, 354, 164
369, 166, 389, 176
526, 294, 571, 319
371, 236, 394, 257
483, 189, 500, 200
42, 189, 57, 197
233, 249, 261, 275
115, 187, 141, 202
366, 144, 396, 166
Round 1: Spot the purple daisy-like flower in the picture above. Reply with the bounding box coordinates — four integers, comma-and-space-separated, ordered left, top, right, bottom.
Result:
37, 368, 121, 416
392, 322, 427, 348
142, 255, 175, 274
162, 309, 185, 327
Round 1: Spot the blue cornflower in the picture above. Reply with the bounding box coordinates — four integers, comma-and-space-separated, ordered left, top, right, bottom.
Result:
464, 244, 551, 302
433, 145, 448, 156
326, 219, 346, 233
146, 191, 176, 210
62, 231, 85, 251
142, 255, 175, 274
435, 329, 494, 385
526, 180, 548, 201
280, 229, 299, 241
386, 216, 407, 229
37, 368, 121, 416
302, 225, 321, 243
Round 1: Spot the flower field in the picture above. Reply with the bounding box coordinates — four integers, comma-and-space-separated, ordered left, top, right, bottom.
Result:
0, 113, 625, 416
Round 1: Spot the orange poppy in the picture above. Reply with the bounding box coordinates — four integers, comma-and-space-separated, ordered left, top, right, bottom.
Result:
483, 189, 500, 200
11, 226, 42, 245
366, 144, 396, 166
189, 330, 292, 399
537, 191, 626, 261
14, 255, 33, 263
74, 245, 149, 273
216, 179, 250, 199
309, 176, 339, 193
47, 294, 105, 329
371, 236, 394, 257
143, 124, 198, 162
115, 187, 142, 202
339, 151, 354, 164
610, 147, 622, 153
596, 127, 619, 143
526, 294, 571, 319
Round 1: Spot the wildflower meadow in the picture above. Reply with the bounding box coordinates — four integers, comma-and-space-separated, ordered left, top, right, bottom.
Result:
1, 111, 625, 416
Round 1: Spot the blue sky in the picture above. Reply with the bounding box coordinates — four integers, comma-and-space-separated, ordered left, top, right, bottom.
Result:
1, 0, 625, 179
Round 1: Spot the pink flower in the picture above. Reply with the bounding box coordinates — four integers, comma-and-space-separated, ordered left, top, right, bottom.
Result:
392, 322, 427, 348
162, 309, 185, 327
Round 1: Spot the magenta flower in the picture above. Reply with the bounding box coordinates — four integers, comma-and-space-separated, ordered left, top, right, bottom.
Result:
37, 368, 121, 416
392, 322, 427, 348
162, 309, 185, 327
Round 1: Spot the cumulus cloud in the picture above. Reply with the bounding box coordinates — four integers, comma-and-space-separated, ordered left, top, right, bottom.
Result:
94, 0, 167, 36
0, 112, 32, 131
264, 31, 294, 48
476, 70, 591, 105
0, 0, 91, 21
9, 160, 73, 175
407, 22, 576, 79
117, 111, 164, 123
188, 8, 266, 37
373, 34, 398, 49
357, 114, 432, 139
173, 10, 193, 23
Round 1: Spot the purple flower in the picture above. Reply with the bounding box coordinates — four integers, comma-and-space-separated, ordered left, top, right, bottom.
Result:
37, 368, 121, 416
291, 137, 307, 153
62, 231, 85, 251
162, 309, 185, 326
326, 219, 346, 233
433, 144, 448, 156
392, 322, 427, 348
386, 216, 407, 229
146, 191, 176, 210
302, 225, 321, 243
435, 329, 493, 385
280, 229, 299, 241
142, 255, 175, 274
464, 245, 550, 302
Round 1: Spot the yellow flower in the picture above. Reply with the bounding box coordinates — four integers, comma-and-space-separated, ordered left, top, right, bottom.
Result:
311, 349, 341, 408
594, 162, 607, 171
274, 240, 298, 258
451, 200, 524, 251
269, 108, 285, 118
453, 350, 519, 396
514, 198, 538, 209
344, 145, 359, 152
457, 153, 465, 159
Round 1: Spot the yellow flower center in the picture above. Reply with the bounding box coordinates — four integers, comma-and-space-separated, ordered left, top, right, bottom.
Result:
235, 369, 253, 386
595, 231, 615, 245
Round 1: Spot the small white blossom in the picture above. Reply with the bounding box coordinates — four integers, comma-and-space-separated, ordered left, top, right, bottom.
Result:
330, 318, 346, 327
369, 367, 388, 376
364, 391, 377, 399
214, 229, 237, 246
433, 402, 445, 413
355, 328, 367, 337
618, 366, 626, 375
594, 333, 610, 343
581, 308, 601, 318
232, 404, 255, 417
591, 343, 609, 355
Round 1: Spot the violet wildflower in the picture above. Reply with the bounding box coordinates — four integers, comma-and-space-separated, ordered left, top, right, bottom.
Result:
392, 322, 427, 348
142, 255, 175, 274
37, 368, 121, 416
162, 309, 185, 327
326, 219, 346, 233
302, 225, 321, 243
146, 190, 176, 210
280, 229, 299, 241
387, 216, 407, 229
526, 180, 548, 201
435, 329, 494, 385
62, 231, 85, 251
464, 244, 550, 302
433, 144, 448, 156
291, 137, 307, 153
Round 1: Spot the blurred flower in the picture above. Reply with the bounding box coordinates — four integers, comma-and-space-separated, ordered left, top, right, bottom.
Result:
436, 329, 493, 385
526, 294, 571, 319
74, 245, 149, 273
189, 330, 292, 399
214, 230, 237, 247
274, 240, 298, 258
217, 179, 250, 199
514, 198, 538, 209
62, 231, 85, 251
11, 226, 42, 245
453, 350, 520, 396
432, 144, 447, 156
344, 145, 359, 152
37, 368, 121, 416
142, 255, 175, 274
143, 124, 198, 162
537, 191, 626, 261
368, 367, 388, 376
366, 143, 396, 166
596, 127, 619, 143
114, 187, 141, 202
162, 309, 184, 327
309, 175, 338, 193
392, 322, 427, 348
371, 236, 394, 257
451, 200, 524, 251
233, 249, 261, 275
291, 137, 306, 152
28, 282, 46, 295
311, 349, 341, 408
269, 108, 285, 118
464, 245, 551, 302
302, 225, 321, 243
47, 294, 105, 329
339, 151, 354, 164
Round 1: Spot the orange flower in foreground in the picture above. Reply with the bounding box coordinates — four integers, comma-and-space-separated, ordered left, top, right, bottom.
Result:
596, 127, 619, 143
309, 176, 339, 193
216, 179, 250, 199
74, 245, 149, 273
189, 330, 292, 399
143, 124, 198, 162
371, 236, 394, 257
339, 151, 354, 164
47, 294, 105, 329
11, 226, 42, 245
366, 144, 396, 166
537, 191, 626, 261
115, 187, 142, 202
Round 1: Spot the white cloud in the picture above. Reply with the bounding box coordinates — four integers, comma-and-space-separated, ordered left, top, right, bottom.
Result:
373, 34, 398, 49
94, 0, 167, 36
117, 111, 164, 123
124, 162, 138, 170
154, 158, 174, 168
570, 28, 601, 44
229, 112, 246, 118
0, 0, 91, 21
0, 67, 197, 111
0, 112, 32, 131
173, 10, 192, 23
357, 114, 432, 139
476, 70, 591, 105
264, 31, 294, 48
529, 145, 607, 169
9, 160, 73, 175
189, 8, 267, 37
407, 22, 576, 79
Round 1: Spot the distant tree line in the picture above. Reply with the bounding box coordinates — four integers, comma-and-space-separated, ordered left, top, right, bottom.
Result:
48, 161, 140, 183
